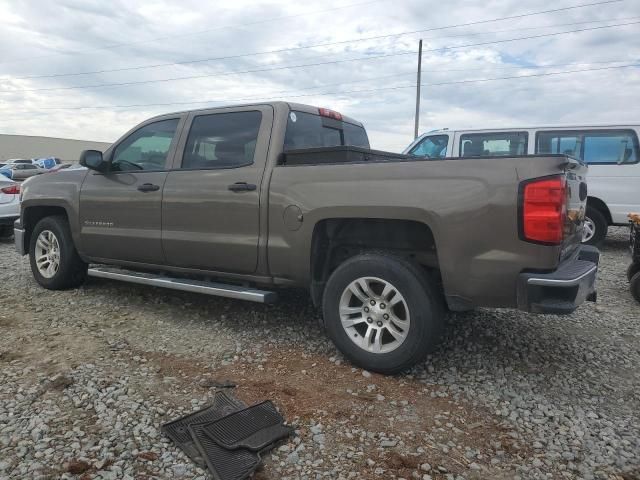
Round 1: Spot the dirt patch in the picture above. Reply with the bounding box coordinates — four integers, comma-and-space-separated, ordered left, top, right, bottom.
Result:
141, 347, 531, 478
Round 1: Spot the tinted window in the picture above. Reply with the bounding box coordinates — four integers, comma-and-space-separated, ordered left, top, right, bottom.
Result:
284, 111, 369, 150
181, 111, 262, 169
537, 130, 638, 164
409, 135, 449, 158
460, 132, 528, 157
343, 122, 370, 148
23, 164, 38, 169
112, 119, 179, 172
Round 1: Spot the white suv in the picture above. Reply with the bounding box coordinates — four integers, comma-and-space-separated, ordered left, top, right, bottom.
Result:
0, 176, 20, 237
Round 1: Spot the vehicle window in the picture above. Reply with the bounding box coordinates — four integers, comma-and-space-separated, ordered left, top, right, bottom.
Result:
409, 135, 449, 158
460, 132, 528, 157
343, 122, 370, 148
111, 119, 179, 172
181, 111, 262, 169
24, 164, 37, 169
536, 130, 639, 164
284, 111, 370, 150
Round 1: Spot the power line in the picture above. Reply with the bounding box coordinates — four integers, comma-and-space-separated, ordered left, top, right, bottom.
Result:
5, 1, 628, 81
2, 20, 638, 95
16, 59, 635, 112
0, 0, 389, 65
9, 63, 638, 113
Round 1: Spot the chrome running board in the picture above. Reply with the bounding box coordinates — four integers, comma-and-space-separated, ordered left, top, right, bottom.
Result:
87, 267, 277, 304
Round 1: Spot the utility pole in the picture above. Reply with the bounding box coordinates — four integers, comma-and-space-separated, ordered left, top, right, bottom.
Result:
414, 39, 423, 140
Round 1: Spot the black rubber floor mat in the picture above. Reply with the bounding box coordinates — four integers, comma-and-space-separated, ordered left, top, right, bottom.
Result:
202, 400, 293, 451
189, 423, 261, 480
161, 391, 246, 467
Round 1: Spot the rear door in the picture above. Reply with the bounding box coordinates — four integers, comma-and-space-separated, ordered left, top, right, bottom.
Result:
78, 116, 184, 263
162, 105, 274, 273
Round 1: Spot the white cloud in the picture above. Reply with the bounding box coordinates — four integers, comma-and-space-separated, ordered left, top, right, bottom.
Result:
0, 0, 638, 151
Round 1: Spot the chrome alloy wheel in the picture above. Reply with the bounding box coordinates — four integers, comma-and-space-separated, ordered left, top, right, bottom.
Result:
582, 216, 595, 243
339, 277, 410, 354
35, 230, 61, 279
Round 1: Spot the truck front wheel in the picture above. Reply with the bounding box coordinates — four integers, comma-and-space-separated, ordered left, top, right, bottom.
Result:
322, 253, 444, 374
29, 215, 87, 290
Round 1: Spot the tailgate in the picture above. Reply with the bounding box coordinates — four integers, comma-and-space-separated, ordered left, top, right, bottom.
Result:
562, 156, 589, 258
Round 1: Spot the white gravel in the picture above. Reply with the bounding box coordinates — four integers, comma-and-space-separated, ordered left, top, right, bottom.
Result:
0, 227, 638, 479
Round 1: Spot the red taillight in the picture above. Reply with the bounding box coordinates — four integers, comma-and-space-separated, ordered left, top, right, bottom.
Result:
0, 185, 20, 195
318, 108, 343, 121
522, 176, 567, 244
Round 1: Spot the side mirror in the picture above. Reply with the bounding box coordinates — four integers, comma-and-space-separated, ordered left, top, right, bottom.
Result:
79, 150, 107, 172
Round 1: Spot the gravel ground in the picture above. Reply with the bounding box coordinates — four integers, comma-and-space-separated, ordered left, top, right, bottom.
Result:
0, 228, 638, 480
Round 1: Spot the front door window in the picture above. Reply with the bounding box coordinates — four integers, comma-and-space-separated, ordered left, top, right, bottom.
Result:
408, 135, 449, 158
111, 119, 179, 171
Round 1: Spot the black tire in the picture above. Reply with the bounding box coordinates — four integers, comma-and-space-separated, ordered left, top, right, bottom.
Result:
0, 225, 13, 239
29, 215, 87, 290
630, 272, 640, 304
627, 262, 640, 282
583, 206, 608, 246
322, 252, 444, 375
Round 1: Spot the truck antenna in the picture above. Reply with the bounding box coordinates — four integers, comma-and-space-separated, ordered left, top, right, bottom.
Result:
414, 39, 423, 140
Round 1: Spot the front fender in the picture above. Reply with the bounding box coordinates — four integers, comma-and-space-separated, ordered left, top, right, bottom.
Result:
20, 169, 87, 245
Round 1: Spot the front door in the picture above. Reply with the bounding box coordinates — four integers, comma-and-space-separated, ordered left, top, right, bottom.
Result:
78, 117, 183, 264
162, 106, 273, 273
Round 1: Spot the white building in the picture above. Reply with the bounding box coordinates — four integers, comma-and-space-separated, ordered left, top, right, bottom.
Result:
0, 134, 112, 163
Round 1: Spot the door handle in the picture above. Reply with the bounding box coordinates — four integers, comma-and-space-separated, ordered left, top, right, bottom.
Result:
228, 182, 257, 192
137, 183, 160, 192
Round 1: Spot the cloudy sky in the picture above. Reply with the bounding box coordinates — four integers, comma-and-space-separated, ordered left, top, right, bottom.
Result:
0, 0, 638, 151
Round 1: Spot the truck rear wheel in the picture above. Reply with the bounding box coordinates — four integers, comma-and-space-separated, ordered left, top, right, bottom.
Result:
583, 206, 607, 246
322, 252, 444, 374
29, 215, 87, 290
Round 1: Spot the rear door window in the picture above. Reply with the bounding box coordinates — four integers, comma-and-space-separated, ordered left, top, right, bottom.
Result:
536, 130, 639, 164
181, 111, 262, 169
408, 135, 449, 158
284, 111, 369, 150
460, 132, 528, 157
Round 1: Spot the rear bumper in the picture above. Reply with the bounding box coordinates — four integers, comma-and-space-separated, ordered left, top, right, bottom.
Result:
517, 245, 599, 314
14, 219, 25, 255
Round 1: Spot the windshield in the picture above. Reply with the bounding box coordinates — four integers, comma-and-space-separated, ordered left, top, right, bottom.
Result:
284, 110, 369, 150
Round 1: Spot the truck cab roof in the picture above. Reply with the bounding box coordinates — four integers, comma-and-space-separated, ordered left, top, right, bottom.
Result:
146, 101, 365, 128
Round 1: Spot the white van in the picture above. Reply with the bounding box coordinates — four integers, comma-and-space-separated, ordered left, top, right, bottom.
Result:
404, 125, 640, 245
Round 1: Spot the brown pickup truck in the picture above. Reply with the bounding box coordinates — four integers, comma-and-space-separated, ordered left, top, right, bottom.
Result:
15, 102, 599, 373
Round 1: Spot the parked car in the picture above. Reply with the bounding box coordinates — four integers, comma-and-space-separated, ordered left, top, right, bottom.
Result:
0, 176, 20, 237
0, 165, 12, 179
3, 163, 44, 180
15, 102, 599, 374
404, 125, 640, 245
34, 157, 62, 169
5, 158, 35, 165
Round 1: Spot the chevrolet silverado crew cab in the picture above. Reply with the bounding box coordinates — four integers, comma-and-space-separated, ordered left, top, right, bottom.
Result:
15, 102, 599, 374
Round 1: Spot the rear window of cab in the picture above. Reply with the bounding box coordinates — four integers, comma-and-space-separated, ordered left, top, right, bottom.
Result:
284, 111, 369, 150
